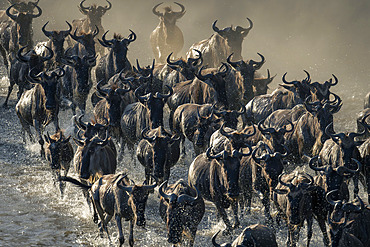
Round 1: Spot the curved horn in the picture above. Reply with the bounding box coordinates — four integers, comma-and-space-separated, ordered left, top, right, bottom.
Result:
244, 124, 256, 138
219, 123, 233, 138
252, 147, 263, 164
42, 21, 53, 38
251, 53, 265, 70
166, 52, 185, 66
61, 21, 73, 37
212, 20, 220, 33
309, 156, 326, 172
237, 104, 246, 115
227, 53, 243, 68
211, 230, 222, 247
187, 49, 203, 67
103, 0, 112, 10
96, 80, 108, 97
258, 119, 276, 134
41, 45, 54, 61
326, 189, 342, 206
127, 29, 136, 43
155, 85, 173, 99
80, 0, 90, 11
16, 47, 30, 62
217, 63, 230, 77
325, 122, 345, 140
174, 2, 185, 15
328, 74, 338, 86
77, 114, 88, 130
206, 147, 223, 159
6, 4, 18, 21
177, 185, 200, 204
244, 17, 253, 31
282, 72, 297, 85
152, 2, 163, 16
30, 3, 42, 18
144, 174, 158, 190
134, 85, 149, 102
278, 173, 293, 189
92, 25, 99, 38
302, 70, 311, 83
158, 181, 171, 200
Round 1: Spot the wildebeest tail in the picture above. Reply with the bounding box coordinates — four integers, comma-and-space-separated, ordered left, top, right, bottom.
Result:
59, 176, 91, 190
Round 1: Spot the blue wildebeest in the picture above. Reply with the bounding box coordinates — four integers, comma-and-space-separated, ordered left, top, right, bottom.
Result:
272, 172, 316, 247
187, 18, 253, 68
60, 49, 96, 115
188, 146, 252, 234
16, 67, 65, 157
44, 130, 73, 197
211, 224, 278, 247
159, 180, 205, 246
95, 30, 136, 84
137, 126, 180, 184
3, 45, 53, 107
71, 0, 111, 56
60, 173, 157, 247
150, 2, 185, 64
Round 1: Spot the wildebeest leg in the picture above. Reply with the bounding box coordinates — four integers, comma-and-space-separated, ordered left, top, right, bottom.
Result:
34, 119, 45, 157
115, 215, 125, 247
129, 219, 134, 247
53, 114, 60, 132
306, 217, 313, 247
102, 214, 112, 241
288, 225, 300, 247
215, 204, 232, 235
353, 174, 360, 197
93, 198, 106, 238
316, 217, 329, 247
188, 226, 197, 247
231, 199, 240, 229
3, 79, 14, 107
0, 44, 8, 72
262, 192, 273, 226
180, 135, 186, 157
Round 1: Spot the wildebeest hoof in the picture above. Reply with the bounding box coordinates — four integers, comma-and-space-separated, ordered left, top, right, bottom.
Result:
129, 236, 134, 247
119, 236, 124, 246
93, 214, 98, 224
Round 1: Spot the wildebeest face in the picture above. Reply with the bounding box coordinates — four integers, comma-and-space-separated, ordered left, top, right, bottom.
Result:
221, 157, 241, 199
128, 186, 150, 227
166, 201, 183, 244
79, 0, 111, 20
45, 133, 71, 169
41, 80, 59, 111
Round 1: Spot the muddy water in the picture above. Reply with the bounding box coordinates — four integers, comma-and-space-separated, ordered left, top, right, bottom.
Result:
0, 66, 368, 247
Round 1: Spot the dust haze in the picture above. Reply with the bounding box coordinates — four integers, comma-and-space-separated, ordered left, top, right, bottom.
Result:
2, 0, 369, 126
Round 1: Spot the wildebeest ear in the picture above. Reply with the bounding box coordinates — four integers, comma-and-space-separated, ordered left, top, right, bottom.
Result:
274, 189, 288, 194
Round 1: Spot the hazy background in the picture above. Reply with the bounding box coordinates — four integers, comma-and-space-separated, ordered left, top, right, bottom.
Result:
1, 0, 369, 129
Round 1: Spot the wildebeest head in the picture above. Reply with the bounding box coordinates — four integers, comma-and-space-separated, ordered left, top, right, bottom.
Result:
78, 0, 111, 21
17, 45, 53, 75
325, 116, 367, 164
253, 69, 276, 96
28, 67, 65, 111
6, 3, 42, 47
7, 0, 40, 13
212, 229, 254, 247
166, 49, 202, 80
212, 18, 253, 60
44, 131, 71, 170
193, 106, 217, 147
309, 74, 338, 101
309, 156, 361, 199
96, 79, 131, 129
70, 27, 99, 54
258, 119, 294, 154
142, 127, 180, 183
74, 133, 111, 181
206, 146, 252, 199
117, 174, 157, 227
281, 70, 312, 100
274, 173, 315, 225
62, 49, 96, 96
159, 180, 200, 244
152, 2, 185, 25
98, 30, 136, 57
214, 104, 245, 129
135, 85, 173, 128
218, 122, 256, 150
42, 21, 72, 63
252, 145, 287, 189
74, 114, 109, 140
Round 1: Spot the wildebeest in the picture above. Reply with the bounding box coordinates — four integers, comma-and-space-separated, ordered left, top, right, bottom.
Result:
35, 21, 72, 68
16, 67, 65, 157
0, 3, 42, 71
239, 143, 286, 223
120, 85, 173, 160
44, 130, 73, 197
95, 30, 136, 84
68, 27, 99, 59
0, 0, 39, 22
71, 0, 111, 55
187, 18, 253, 68
188, 146, 252, 233
309, 74, 338, 101
150, 2, 185, 63
137, 126, 180, 184
73, 133, 117, 183
3, 45, 53, 107
357, 109, 370, 141
60, 173, 157, 247
272, 172, 316, 247
211, 224, 278, 247
159, 180, 205, 246
173, 103, 219, 157
60, 50, 96, 115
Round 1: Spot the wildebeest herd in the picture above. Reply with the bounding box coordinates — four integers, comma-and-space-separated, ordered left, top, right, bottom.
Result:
1, 0, 370, 246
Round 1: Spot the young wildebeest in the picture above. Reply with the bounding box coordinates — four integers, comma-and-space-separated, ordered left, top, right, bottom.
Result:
16, 67, 65, 157
158, 180, 205, 246
61, 173, 157, 247
211, 224, 278, 247
188, 146, 252, 234
44, 130, 73, 197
